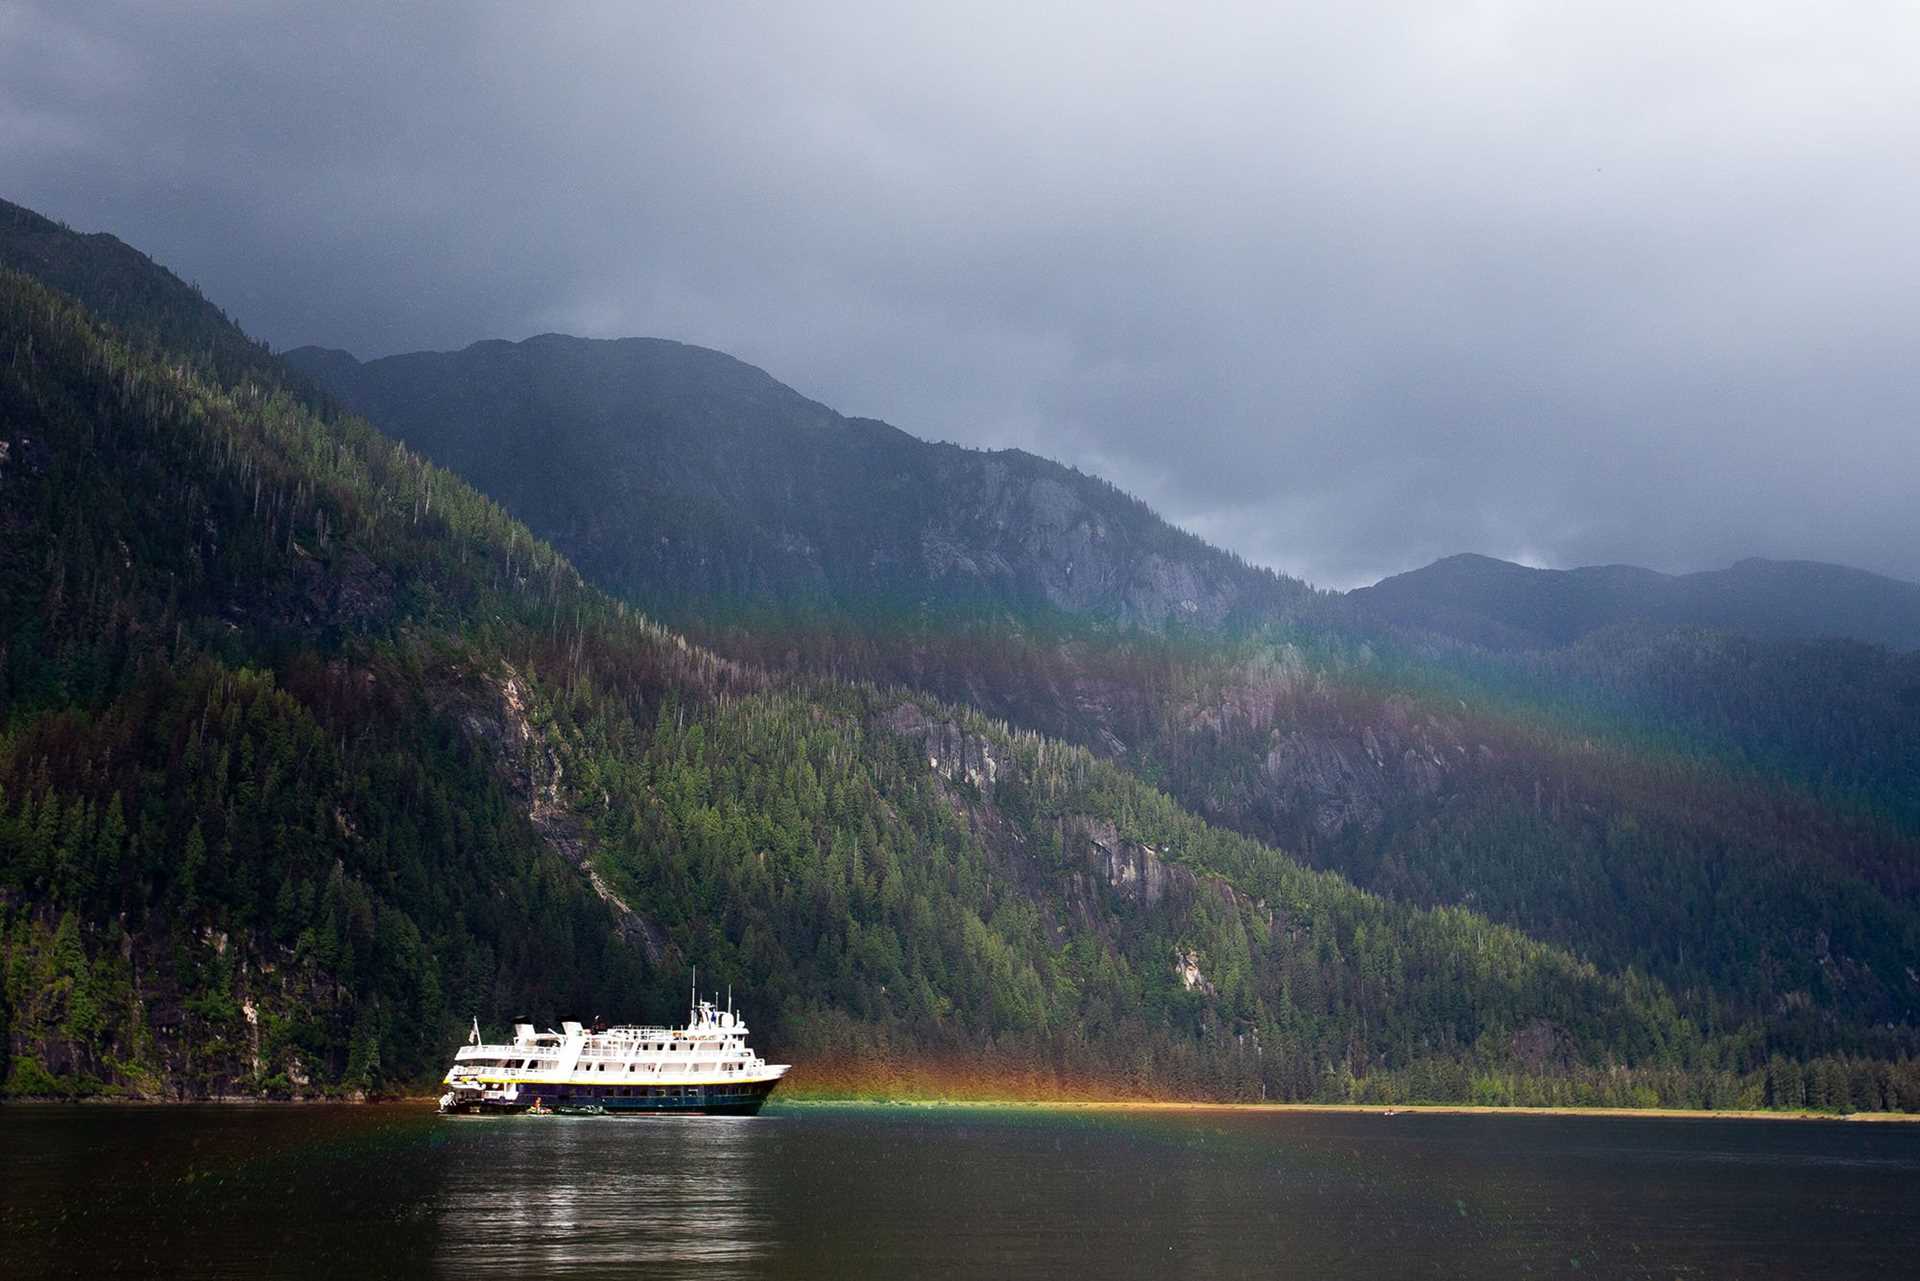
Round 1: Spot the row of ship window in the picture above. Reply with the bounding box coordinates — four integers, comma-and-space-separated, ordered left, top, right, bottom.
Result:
472, 1055, 746, 1070
578, 1061, 749, 1072
461, 1059, 562, 1070
546, 1086, 754, 1099
568, 1060, 741, 1075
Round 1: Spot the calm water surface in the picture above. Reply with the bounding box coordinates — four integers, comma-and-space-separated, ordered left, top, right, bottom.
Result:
3, 1102, 1916, 1278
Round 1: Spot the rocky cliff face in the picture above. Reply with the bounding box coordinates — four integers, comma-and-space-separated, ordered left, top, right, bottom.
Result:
876, 701, 1270, 1030
913, 458, 1270, 630
1169, 649, 1491, 851
1252, 702, 1470, 840
879, 702, 1005, 792
442, 662, 671, 965
0, 898, 345, 1100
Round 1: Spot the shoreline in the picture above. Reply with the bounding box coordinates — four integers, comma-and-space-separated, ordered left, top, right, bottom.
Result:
6, 1093, 1915, 1122
774, 1097, 1920, 1123
0, 1093, 424, 1107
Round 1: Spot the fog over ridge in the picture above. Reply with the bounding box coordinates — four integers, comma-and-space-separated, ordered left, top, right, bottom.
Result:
5, 1, 1916, 589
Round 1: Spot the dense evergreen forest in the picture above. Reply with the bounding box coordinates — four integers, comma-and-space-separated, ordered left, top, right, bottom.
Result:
679, 604, 1920, 1058
3, 198, 1917, 1110
282, 247, 1920, 1089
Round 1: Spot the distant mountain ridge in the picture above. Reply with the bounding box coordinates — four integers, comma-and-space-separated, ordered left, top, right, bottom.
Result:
1353, 552, 1920, 652
287, 336, 1920, 657
284, 336, 1315, 631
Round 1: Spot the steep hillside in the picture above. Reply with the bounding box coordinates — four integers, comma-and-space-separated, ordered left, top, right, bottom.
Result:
1354, 553, 1920, 652
706, 616, 1920, 1056
1144, 633, 1920, 1042
284, 337, 1315, 631
6, 218, 1883, 1109
0, 198, 323, 408
8, 198, 1915, 1112
276, 288, 1920, 1083
0, 267, 688, 1096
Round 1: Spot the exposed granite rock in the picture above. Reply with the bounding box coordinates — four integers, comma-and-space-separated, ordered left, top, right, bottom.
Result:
879, 701, 1002, 791
0, 889, 343, 1100
875, 704, 1267, 1005
1078, 817, 1190, 908
444, 662, 669, 965
1179, 660, 1484, 843
1262, 732, 1388, 838
1064, 817, 1246, 916
1174, 947, 1217, 996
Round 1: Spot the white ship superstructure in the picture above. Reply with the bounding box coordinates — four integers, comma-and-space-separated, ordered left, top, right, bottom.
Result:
439, 993, 789, 1116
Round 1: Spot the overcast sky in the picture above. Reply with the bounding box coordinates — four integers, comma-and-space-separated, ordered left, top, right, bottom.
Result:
6, 2, 1917, 588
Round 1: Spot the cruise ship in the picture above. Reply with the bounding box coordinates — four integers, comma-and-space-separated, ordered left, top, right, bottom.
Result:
439, 993, 789, 1116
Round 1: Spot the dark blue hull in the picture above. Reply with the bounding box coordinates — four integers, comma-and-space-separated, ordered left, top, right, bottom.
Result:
448, 1077, 781, 1117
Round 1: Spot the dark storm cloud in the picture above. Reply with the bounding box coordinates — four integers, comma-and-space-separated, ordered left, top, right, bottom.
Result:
6, 1, 1917, 588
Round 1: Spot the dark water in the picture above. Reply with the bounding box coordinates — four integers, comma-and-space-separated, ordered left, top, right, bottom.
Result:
3, 1103, 1917, 1278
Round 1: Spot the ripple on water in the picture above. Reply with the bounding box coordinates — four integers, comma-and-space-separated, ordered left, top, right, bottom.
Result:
3, 1105, 1917, 1280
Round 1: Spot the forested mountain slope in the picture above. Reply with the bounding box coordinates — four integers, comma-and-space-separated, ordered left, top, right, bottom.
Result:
6, 197, 1915, 1111
1353, 552, 1920, 652
283, 337, 1316, 631
0, 264, 705, 1095
0, 198, 325, 408
704, 616, 1920, 1061
1128, 630, 1920, 1045
5, 254, 1840, 1108
279, 318, 1920, 1074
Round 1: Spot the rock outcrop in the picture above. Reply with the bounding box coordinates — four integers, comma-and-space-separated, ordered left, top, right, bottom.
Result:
879, 702, 1003, 791
445, 662, 670, 965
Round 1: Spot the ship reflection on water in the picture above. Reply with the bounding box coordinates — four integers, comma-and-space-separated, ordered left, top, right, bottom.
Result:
433, 1114, 775, 1277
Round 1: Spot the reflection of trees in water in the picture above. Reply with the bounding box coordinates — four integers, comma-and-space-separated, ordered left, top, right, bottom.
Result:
8, 1106, 456, 1277
432, 1115, 775, 1277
